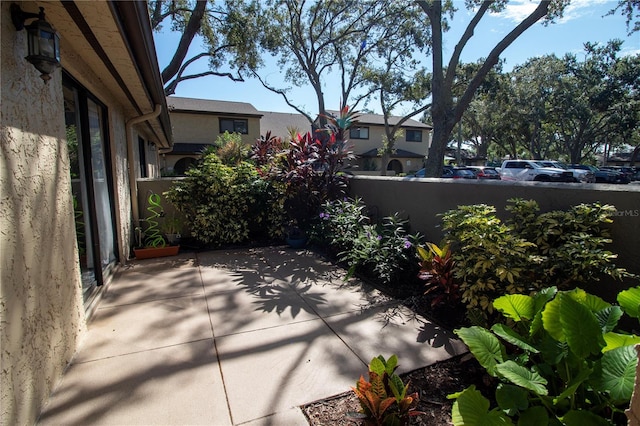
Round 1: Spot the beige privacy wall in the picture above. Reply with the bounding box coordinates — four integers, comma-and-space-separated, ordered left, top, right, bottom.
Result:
0, 11, 86, 426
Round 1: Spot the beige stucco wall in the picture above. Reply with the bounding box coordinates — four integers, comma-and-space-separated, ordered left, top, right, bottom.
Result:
351, 125, 430, 174
171, 112, 261, 146
1, 7, 86, 425
351, 124, 430, 155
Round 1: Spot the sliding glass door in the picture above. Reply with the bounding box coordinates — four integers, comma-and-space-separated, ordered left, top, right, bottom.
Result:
64, 74, 117, 305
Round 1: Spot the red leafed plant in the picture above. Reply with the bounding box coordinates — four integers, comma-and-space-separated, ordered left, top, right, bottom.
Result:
350, 355, 423, 426
417, 242, 460, 307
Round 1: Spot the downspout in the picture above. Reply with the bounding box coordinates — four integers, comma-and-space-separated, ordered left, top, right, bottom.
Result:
126, 104, 161, 229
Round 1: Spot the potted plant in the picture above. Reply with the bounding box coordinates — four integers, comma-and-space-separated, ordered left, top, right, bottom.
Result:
285, 220, 308, 248
133, 192, 180, 259
161, 214, 183, 245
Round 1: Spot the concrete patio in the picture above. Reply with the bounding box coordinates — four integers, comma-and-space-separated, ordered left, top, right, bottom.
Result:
37, 247, 467, 425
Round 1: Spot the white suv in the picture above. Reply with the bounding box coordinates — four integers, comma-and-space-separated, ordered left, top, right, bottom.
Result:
500, 160, 575, 182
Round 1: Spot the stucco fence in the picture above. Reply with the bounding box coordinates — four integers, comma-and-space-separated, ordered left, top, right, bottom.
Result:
139, 175, 638, 298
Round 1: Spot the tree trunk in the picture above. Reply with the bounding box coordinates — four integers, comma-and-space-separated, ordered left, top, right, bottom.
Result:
161, 0, 207, 85
379, 152, 390, 176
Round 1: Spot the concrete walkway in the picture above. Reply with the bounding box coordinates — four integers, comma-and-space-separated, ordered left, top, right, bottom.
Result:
38, 247, 466, 425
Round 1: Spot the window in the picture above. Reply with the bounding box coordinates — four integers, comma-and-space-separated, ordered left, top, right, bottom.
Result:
349, 126, 369, 139
219, 118, 248, 134
406, 130, 422, 142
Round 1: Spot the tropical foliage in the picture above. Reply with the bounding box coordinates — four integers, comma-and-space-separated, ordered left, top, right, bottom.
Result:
450, 286, 640, 425
351, 355, 423, 425
432, 199, 631, 325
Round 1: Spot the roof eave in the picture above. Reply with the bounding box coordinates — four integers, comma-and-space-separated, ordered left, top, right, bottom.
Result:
110, 1, 173, 148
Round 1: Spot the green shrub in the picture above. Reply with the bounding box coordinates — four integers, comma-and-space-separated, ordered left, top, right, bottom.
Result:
314, 198, 420, 284
440, 200, 632, 325
165, 152, 285, 245
450, 286, 640, 425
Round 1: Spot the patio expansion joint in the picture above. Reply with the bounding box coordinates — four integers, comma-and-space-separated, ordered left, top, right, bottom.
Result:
96, 292, 205, 309
71, 338, 216, 365
196, 254, 237, 424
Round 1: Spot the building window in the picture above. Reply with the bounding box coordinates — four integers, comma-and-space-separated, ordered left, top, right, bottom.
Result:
219, 118, 248, 134
406, 130, 422, 142
350, 126, 369, 139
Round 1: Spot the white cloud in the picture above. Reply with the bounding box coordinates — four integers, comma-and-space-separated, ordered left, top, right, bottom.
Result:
496, 0, 609, 24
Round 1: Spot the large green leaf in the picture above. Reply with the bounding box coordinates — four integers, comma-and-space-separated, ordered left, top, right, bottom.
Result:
603, 332, 640, 353
495, 361, 548, 396
595, 306, 623, 334
562, 409, 611, 425
451, 385, 513, 426
559, 294, 605, 358
491, 324, 539, 354
576, 291, 610, 313
456, 327, 505, 376
618, 286, 640, 319
542, 295, 564, 342
591, 344, 638, 402
494, 294, 535, 322
517, 406, 548, 426
530, 287, 557, 337
496, 384, 528, 416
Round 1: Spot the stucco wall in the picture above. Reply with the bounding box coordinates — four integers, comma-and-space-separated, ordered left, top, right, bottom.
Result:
350, 176, 640, 300
351, 124, 430, 157
171, 112, 261, 145
1, 8, 86, 425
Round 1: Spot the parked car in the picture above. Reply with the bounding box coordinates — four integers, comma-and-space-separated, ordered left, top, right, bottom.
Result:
411, 167, 477, 179
534, 161, 595, 183
601, 166, 635, 182
466, 166, 501, 180
569, 164, 630, 184
499, 160, 574, 182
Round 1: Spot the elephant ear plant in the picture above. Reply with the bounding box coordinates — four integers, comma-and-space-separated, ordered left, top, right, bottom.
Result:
449, 286, 640, 425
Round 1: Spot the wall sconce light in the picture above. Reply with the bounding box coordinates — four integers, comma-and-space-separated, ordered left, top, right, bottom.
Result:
11, 3, 60, 83
148, 141, 157, 151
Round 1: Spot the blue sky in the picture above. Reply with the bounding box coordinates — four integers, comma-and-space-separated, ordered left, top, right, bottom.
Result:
153, 1, 639, 115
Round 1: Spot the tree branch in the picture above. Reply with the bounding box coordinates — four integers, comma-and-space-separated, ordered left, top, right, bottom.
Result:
164, 71, 244, 96
161, 0, 207, 84
250, 70, 315, 124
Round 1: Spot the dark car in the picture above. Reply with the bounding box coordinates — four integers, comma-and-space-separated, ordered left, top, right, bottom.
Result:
601, 166, 635, 182
411, 167, 477, 179
441, 167, 477, 179
466, 166, 501, 180
569, 164, 630, 184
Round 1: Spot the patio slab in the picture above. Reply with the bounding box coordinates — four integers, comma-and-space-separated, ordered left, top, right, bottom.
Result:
101, 258, 202, 307
205, 281, 319, 336
215, 318, 366, 425
38, 340, 230, 426
75, 294, 213, 363
323, 303, 468, 374
37, 246, 468, 426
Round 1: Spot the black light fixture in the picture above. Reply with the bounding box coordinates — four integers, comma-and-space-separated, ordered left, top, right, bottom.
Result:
11, 3, 60, 83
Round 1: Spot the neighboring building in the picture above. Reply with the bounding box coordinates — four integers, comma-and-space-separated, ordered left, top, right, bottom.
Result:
259, 110, 313, 141
165, 99, 432, 176
1, 2, 172, 424
164, 96, 262, 174
328, 111, 433, 175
